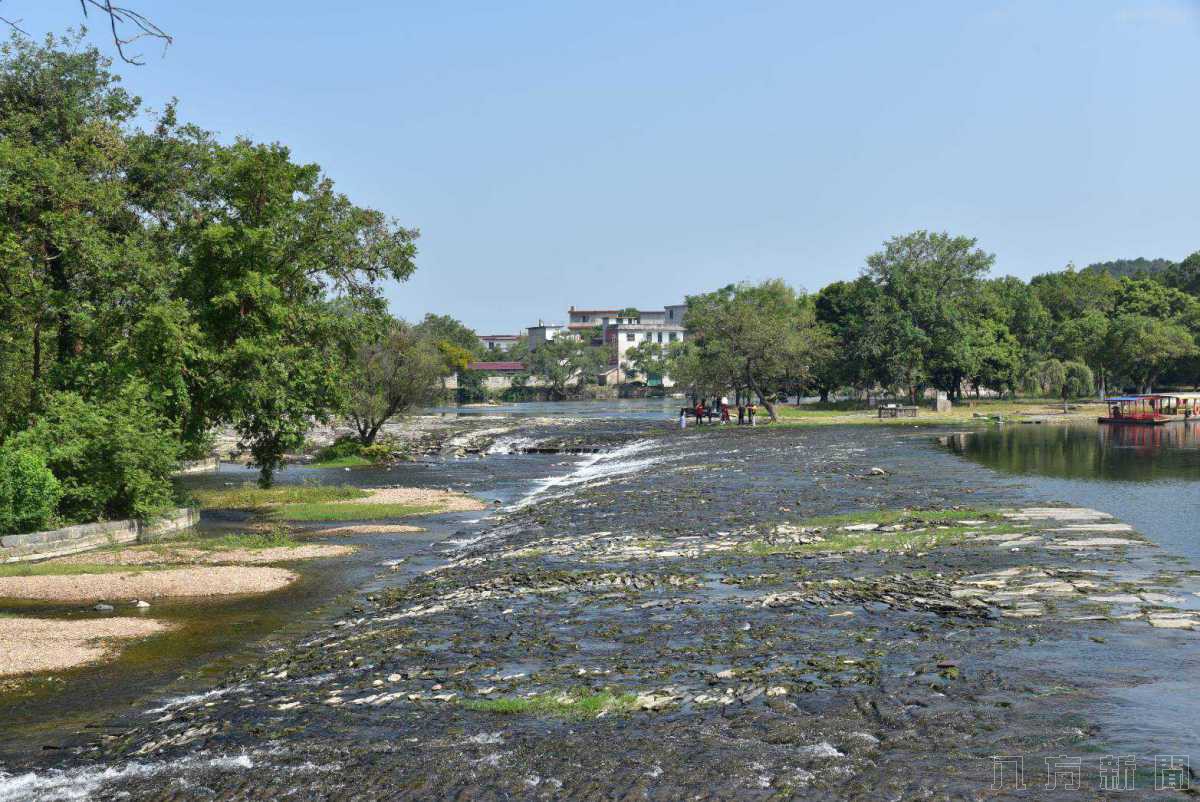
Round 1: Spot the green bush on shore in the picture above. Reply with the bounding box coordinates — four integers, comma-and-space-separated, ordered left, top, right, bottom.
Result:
0, 446, 61, 534
7, 385, 179, 525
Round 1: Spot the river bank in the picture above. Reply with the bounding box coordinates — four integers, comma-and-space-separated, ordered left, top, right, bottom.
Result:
2, 414, 1198, 799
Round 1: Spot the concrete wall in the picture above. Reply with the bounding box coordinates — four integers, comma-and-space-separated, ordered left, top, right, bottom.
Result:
0, 508, 200, 564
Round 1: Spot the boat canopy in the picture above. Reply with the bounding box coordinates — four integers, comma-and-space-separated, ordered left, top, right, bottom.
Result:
1105, 396, 1144, 402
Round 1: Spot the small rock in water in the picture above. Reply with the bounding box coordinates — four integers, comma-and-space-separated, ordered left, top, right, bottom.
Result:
868, 467, 887, 476
133, 599, 150, 608
94, 603, 114, 612
841, 523, 880, 532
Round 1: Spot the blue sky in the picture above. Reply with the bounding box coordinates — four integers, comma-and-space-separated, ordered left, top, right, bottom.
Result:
10, 1, 1200, 331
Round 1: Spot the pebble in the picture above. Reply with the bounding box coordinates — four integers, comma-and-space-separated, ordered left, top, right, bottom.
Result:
94, 603, 114, 612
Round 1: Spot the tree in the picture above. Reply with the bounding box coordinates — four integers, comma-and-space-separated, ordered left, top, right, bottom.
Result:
2, 4, 170, 64
684, 280, 831, 421
345, 318, 443, 446
527, 334, 606, 399
1028, 358, 1093, 411
1105, 315, 1197, 394
1051, 311, 1109, 397
812, 279, 876, 400
626, 340, 668, 384
861, 231, 994, 400
176, 139, 419, 485
1164, 251, 1200, 296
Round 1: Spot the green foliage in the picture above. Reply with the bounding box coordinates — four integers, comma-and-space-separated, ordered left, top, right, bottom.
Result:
0, 34, 420, 494
359, 443, 398, 462
267, 502, 440, 522
342, 316, 444, 445
528, 334, 608, 399
8, 383, 180, 523
677, 279, 832, 419
191, 483, 368, 510
1083, 257, 1175, 279
0, 446, 60, 534
313, 437, 364, 464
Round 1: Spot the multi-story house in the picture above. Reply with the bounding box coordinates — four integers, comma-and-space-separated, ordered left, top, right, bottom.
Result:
479, 334, 519, 353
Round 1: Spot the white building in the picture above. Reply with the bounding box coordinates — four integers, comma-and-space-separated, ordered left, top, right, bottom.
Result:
479, 334, 519, 353
563, 304, 687, 385
526, 322, 567, 350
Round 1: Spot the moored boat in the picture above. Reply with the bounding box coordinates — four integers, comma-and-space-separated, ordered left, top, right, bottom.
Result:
1099, 393, 1200, 425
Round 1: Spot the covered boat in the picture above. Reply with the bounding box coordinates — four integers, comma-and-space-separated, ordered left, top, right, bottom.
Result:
1099, 395, 1171, 425
1099, 393, 1200, 425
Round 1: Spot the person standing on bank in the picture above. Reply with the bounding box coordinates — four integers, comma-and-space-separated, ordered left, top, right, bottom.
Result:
737, 402, 745, 425
748, 402, 757, 426
720, 397, 730, 424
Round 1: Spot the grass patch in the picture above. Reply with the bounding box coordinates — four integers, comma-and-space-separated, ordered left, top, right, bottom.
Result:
189, 529, 302, 550
191, 484, 368, 511
771, 399, 1100, 428
267, 502, 441, 522
0, 562, 151, 578
307, 455, 372, 469
462, 689, 638, 718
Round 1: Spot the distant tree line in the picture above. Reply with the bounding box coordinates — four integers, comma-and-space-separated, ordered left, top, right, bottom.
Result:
667, 233, 1200, 420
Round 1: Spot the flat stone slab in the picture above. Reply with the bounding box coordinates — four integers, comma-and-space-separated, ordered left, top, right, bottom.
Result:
1051, 523, 1135, 533
1004, 508, 1112, 522
1046, 537, 1137, 552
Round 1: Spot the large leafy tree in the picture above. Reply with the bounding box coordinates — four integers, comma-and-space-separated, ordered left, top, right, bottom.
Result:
344, 317, 443, 446
175, 139, 418, 484
683, 280, 831, 421
1105, 315, 1197, 394
861, 231, 994, 400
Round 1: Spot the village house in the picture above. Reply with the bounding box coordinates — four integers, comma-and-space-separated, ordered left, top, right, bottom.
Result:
478, 334, 519, 353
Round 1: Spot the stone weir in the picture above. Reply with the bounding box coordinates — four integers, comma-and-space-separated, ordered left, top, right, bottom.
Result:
0, 508, 199, 564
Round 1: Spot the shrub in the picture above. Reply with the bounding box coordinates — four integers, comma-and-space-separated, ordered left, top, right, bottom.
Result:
360, 443, 396, 463
10, 383, 180, 523
313, 437, 363, 464
0, 447, 61, 534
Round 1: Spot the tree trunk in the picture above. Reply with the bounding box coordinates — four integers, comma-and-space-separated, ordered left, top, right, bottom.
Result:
746, 371, 776, 422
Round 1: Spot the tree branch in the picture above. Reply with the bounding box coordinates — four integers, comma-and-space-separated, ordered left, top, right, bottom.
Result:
1, 2, 171, 64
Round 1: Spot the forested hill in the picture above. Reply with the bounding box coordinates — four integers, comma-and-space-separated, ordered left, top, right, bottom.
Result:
1083, 257, 1175, 278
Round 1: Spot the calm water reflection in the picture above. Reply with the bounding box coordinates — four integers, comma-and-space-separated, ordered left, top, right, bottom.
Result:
946, 420, 1200, 481
946, 421, 1200, 561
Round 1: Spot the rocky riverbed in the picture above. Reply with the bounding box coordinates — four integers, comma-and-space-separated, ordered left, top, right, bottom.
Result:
4, 419, 1199, 800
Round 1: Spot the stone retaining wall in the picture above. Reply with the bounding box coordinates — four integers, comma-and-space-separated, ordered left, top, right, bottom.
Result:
0, 508, 200, 564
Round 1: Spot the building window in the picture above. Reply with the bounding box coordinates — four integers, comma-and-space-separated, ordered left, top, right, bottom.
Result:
657, 332, 663, 343
625, 332, 635, 341
669, 332, 678, 342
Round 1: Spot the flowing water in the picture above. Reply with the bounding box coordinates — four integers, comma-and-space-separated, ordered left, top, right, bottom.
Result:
4, 409, 1200, 799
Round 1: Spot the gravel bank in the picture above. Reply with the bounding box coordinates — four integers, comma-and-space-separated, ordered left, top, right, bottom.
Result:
343, 487, 487, 512
49, 545, 353, 566
0, 567, 298, 602
0, 618, 169, 677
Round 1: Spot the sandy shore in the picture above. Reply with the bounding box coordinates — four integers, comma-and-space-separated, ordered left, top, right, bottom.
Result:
320, 524, 425, 536
344, 487, 488, 512
51, 544, 354, 566
0, 566, 298, 602
0, 617, 170, 677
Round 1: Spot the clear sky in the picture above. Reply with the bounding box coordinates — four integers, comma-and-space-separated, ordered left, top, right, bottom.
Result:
10, 1, 1200, 332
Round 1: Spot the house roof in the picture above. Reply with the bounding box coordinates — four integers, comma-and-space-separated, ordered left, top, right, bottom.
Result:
468, 361, 526, 372
479, 334, 519, 340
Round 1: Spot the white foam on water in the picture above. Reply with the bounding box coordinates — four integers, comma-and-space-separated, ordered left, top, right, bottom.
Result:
485, 434, 545, 454
145, 684, 240, 715
509, 439, 672, 510
0, 754, 254, 802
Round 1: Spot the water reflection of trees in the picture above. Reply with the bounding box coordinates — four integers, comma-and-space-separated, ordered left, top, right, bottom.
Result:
944, 422, 1200, 482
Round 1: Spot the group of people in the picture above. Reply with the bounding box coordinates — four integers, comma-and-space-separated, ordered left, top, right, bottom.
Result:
680, 397, 757, 428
